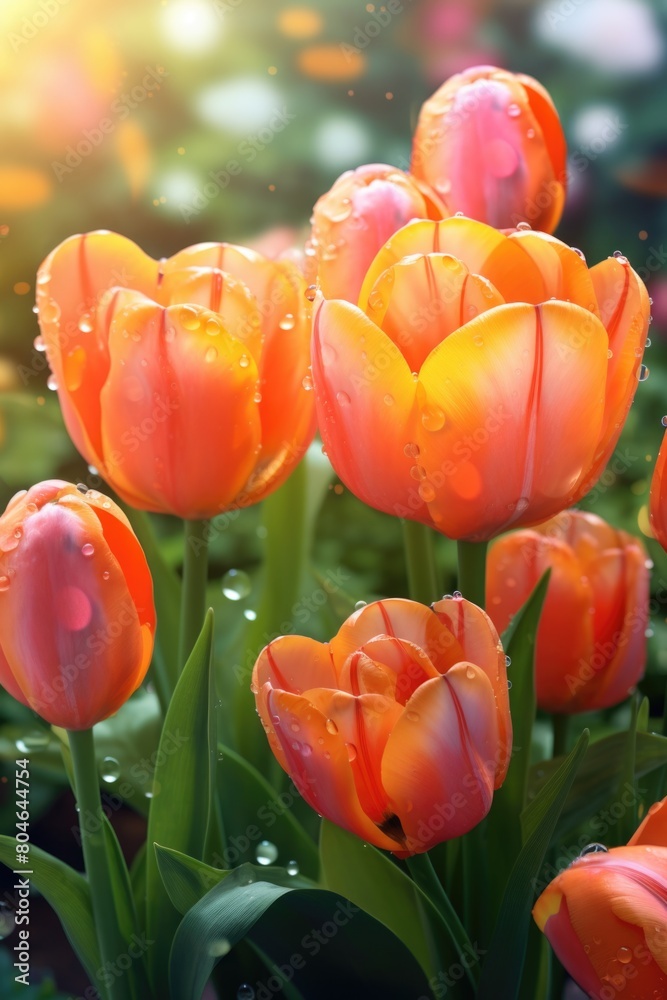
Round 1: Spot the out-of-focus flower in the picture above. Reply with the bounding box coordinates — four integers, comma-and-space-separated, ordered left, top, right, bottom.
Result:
36, 231, 316, 519
0, 480, 155, 730
487, 510, 649, 713
650, 431, 667, 552
534, 797, 667, 999
312, 216, 650, 541
252, 597, 512, 854
411, 66, 567, 231
308, 164, 445, 302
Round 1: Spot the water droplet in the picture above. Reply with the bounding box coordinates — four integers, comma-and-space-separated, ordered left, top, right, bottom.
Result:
46, 374, 58, 391
290, 721, 300, 733
81, 543, 94, 558
647, 337, 652, 347
473, 334, 484, 347
345, 742, 357, 761
607, 349, 613, 359
100, 756, 121, 783
404, 442, 420, 458
286, 859, 299, 876
507, 680, 513, 690
222, 569, 251, 601
579, 842, 608, 856
0, 902, 15, 939
526, 127, 536, 138
505, 655, 512, 667
406, 711, 420, 722
16, 730, 49, 752
208, 938, 231, 957
354, 600, 367, 610
302, 374, 313, 390
78, 314, 94, 333
368, 290, 384, 311
410, 465, 427, 482
465, 666, 476, 680
383, 393, 394, 406
661, 416, 667, 428
205, 318, 220, 336
255, 840, 278, 866
0, 576, 11, 592
613, 250, 629, 264
336, 391, 350, 406
638, 364, 649, 382
571, 247, 586, 261
516, 221, 531, 231
325, 719, 338, 735
179, 306, 201, 330
243, 608, 257, 621
33, 336, 46, 352
102, 570, 110, 581
418, 481, 436, 503
507, 102, 521, 118
421, 405, 445, 431
205, 346, 217, 363
617, 947, 632, 964
279, 313, 295, 330
239, 354, 250, 369
305, 284, 317, 302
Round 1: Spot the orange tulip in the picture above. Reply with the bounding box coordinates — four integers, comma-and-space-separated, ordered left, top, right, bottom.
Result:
411, 65, 567, 231
308, 164, 446, 302
533, 797, 667, 999
252, 596, 512, 855
312, 216, 650, 541
650, 431, 667, 553
0, 480, 155, 730
487, 510, 649, 713
36, 232, 316, 519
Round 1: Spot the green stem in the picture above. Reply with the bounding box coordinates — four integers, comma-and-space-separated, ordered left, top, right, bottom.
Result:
406, 853, 480, 990
178, 519, 210, 671
552, 714, 569, 758
401, 520, 440, 604
69, 729, 127, 1000
456, 539, 488, 609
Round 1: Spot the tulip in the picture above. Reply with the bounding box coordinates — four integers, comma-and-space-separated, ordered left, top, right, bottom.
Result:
650, 431, 667, 553
36, 232, 316, 519
0, 480, 155, 730
252, 596, 512, 854
312, 216, 650, 541
487, 510, 648, 713
411, 65, 567, 232
533, 797, 667, 999
308, 164, 446, 302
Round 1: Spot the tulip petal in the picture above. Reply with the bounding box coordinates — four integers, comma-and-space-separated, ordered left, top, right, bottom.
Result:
0, 640, 30, 707
507, 231, 600, 314
382, 665, 498, 852
341, 636, 441, 704
365, 253, 505, 373
629, 799, 667, 848
358, 218, 546, 311
415, 301, 607, 539
252, 635, 338, 694
99, 298, 262, 517
651, 433, 667, 552
265, 687, 400, 851
534, 891, 610, 998
329, 599, 463, 676
311, 299, 431, 524
37, 231, 158, 465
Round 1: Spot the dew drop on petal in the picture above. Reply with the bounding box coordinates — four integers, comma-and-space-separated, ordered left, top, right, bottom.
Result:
579, 843, 608, 856
516, 221, 531, 231
617, 947, 632, 965
255, 840, 278, 866
305, 285, 317, 302
404, 442, 420, 458
78, 314, 94, 333
237, 985, 255, 1000
279, 313, 295, 330
345, 742, 357, 761
46, 374, 58, 391
638, 364, 649, 382
204, 346, 218, 363
325, 718, 338, 735
222, 569, 251, 601
33, 336, 46, 352
81, 543, 94, 558
383, 393, 394, 406
418, 481, 436, 503
465, 666, 476, 680
302, 374, 313, 390
0, 576, 11, 592
100, 756, 121, 783
336, 391, 350, 406
239, 354, 250, 369
421, 405, 445, 431
179, 306, 201, 330
507, 102, 521, 118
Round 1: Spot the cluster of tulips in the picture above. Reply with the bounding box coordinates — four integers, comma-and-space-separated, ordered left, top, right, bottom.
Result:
2, 65, 667, 999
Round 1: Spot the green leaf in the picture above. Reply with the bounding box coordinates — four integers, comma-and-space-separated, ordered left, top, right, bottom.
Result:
526, 729, 667, 843
0, 837, 100, 986
168, 863, 434, 1000
477, 730, 589, 1000
144, 610, 215, 997
216, 745, 319, 879
320, 820, 459, 986
101, 818, 151, 998
155, 845, 230, 914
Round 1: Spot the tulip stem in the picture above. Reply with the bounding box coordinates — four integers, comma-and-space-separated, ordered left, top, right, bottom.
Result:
401, 520, 440, 604
68, 728, 127, 1000
179, 519, 210, 671
456, 539, 488, 609
406, 853, 480, 989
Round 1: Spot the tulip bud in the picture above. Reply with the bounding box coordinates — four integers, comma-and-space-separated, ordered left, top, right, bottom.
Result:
0, 480, 155, 730
487, 510, 648, 713
411, 65, 567, 231
308, 164, 446, 303
650, 430, 667, 553
252, 597, 512, 855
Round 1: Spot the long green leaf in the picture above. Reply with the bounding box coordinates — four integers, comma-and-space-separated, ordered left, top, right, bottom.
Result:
0, 837, 100, 986
144, 610, 215, 997
168, 863, 434, 1000
477, 730, 589, 1000
102, 817, 151, 998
